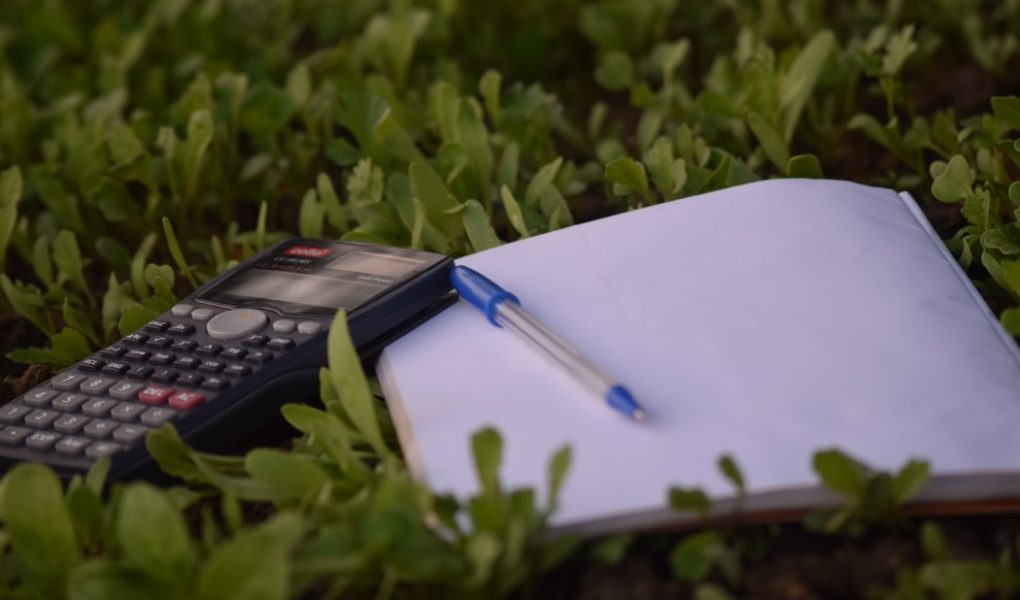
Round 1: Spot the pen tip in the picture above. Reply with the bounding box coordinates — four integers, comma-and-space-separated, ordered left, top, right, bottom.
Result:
632, 408, 647, 421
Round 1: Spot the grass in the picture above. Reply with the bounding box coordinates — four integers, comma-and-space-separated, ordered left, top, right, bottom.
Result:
1, 0, 1020, 597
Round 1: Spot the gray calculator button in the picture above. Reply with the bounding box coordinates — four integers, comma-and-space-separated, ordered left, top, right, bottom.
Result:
54, 414, 90, 433
86, 441, 123, 459
25, 410, 60, 428
206, 308, 267, 340
0, 426, 31, 445
191, 307, 214, 320
272, 319, 296, 333
110, 403, 146, 422
297, 321, 321, 335
80, 377, 116, 396
84, 420, 117, 439
52, 373, 88, 391
24, 388, 59, 407
52, 393, 88, 411
113, 424, 149, 444
171, 304, 194, 316
109, 381, 145, 400
140, 407, 177, 427
82, 398, 118, 417
26, 431, 62, 450
0, 405, 31, 424
55, 436, 90, 456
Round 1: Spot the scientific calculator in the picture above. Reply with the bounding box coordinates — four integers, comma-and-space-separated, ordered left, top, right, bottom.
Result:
0, 239, 453, 479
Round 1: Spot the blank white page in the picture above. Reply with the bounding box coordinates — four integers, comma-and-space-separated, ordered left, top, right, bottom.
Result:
378, 179, 1020, 529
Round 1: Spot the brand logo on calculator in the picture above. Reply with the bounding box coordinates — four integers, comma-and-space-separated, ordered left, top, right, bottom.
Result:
283, 245, 333, 258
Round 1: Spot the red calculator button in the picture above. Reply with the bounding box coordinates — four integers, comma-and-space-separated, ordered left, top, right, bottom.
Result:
168, 391, 205, 411
138, 386, 174, 405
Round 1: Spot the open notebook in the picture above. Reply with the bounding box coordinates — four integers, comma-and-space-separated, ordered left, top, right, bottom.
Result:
377, 179, 1020, 535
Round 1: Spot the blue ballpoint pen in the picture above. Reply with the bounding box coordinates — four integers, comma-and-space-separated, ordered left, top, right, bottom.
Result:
449, 265, 647, 421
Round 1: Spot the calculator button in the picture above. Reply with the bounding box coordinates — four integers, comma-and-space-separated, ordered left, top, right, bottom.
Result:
26, 431, 61, 451
55, 436, 91, 455
221, 346, 247, 360
52, 394, 88, 411
168, 323, 195, 336
140, 407, 178, 427
273, 319, 296, 333
297, 321, 321, 335
206, 308, 268, 340
109, 381, 145, 400
102, 362, 130, 375
244, 350, 274, 365
196, 343, 222, 356
80, 377, 116, 396
25, 410, 60, 428
174, 356, 201, 369
24, 388, 60, 406
190, 308, 214, 321
123, 333, 149, 345
54, 415, 90, 433
82, 398, 118, 417
199, 360, 225, 373
84, 420, 118, 439
241, 335, 269, 347
168, 391, 205, 411
176, 372, 204, 387
224, 364, 251, 378
79, 358, 105, 372
149, 352, 174, 366
52, 373, 87, 391
0, 405, 31, 424
125, 349, 151, 362
267, 337, 294, 351
111, 403, 147, 422
171, 339, 198, 352
138, 385, 175, 405
151, 369, 179, 384
171, 304, 194, 316
100, 345, 127, 359
113, 424, 149, 444
145, 320, 171, 332
0, 427, 31, 446
86, 441, 123, 459
200, 376, 230, 391
127, 365, 155, 380
146, 335, 173, 349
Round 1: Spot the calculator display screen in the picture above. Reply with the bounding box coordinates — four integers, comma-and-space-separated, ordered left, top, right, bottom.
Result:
198, 244, 431, 316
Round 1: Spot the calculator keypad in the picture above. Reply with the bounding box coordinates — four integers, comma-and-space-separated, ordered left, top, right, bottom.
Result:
2, 302, 321, 466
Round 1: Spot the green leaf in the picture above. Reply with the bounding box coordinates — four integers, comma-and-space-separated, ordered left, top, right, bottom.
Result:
410, 161, 456, 216
717, 454, 745, 496
779, 30, 836, 141
590, 534, 633, 565
8, 327, 91, 367
1, 275, 54, 336
526, 157, 564, 207
68, 560, 177, 600
181, 109, 214, 199
244, 449, 329, 500
991, 96, 1020, 129
594, 50, 634, 91
461, 200, 501, 252
920, 521, 953, 560
456, 102, 494, 196
298, 189, 324, 238
920, 561, 1004, 600
668, 486, 710, 515
241, 83, 296, 134
605, 156, 651, 200
1000, 307, 1020, 335
53, 230, 89, 295
670, 531, 722, 581
162, 217, 196, 287
317, 173, 347, 233
0, 166, 23, 271
747, 112, 789, 169
931, 155, 975, 204
0, 464, 79, 585
327, 310, 388, 456
893, 459, 930, 502
194, 514, 303, 600
786, 154, 824, 178
479, 70, 502, 125
642, 137, 676, 196
471, 427, 503, 497
116, 483, 195, 584
812, 449, 871, 500
546, 445, 572, 510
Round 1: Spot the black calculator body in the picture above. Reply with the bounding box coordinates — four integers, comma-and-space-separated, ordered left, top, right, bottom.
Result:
0, 239, 453, 480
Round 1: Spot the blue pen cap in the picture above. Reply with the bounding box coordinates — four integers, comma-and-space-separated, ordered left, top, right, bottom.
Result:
450, 266, 520, 326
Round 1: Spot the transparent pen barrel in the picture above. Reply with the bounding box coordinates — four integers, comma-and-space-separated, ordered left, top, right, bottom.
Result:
495, 302, 615, 396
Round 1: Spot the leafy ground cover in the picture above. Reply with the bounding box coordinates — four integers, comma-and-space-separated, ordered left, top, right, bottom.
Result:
1, 0, 1020, 597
